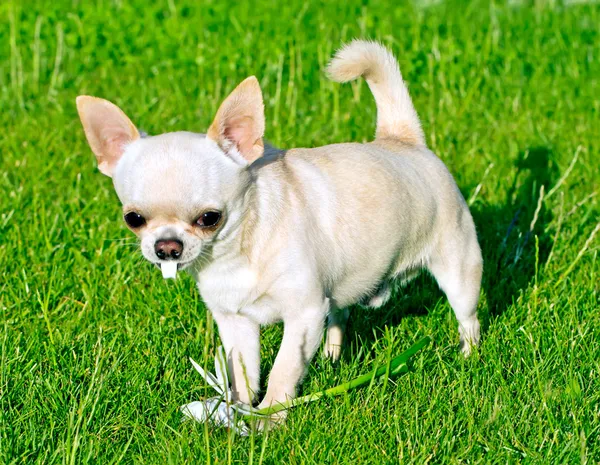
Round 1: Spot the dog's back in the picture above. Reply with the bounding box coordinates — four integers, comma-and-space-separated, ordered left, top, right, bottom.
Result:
259, 41, 482, 353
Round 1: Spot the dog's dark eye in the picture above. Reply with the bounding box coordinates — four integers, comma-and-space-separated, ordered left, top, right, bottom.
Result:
196, 211, 222, 228
124, 212, 146, 228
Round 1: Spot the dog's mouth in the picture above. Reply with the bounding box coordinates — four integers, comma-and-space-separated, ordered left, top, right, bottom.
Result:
152, 260, 193, 268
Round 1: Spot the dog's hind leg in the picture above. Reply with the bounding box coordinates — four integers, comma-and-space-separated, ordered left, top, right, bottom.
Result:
324, 306, 349, 361
428, 229, 483, 356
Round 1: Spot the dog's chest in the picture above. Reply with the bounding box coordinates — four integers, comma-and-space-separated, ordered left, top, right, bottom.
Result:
195, 260, 281, 324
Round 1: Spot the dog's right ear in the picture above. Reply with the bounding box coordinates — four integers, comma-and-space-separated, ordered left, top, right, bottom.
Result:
76, 96, 140, 177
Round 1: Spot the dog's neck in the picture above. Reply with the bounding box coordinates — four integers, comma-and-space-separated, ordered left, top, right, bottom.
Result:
188, 154, 285, 276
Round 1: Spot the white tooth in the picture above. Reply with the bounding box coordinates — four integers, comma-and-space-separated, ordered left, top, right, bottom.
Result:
161, 261, 178, 280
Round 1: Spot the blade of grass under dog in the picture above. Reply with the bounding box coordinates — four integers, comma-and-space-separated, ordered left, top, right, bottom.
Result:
254, 336, 431, 416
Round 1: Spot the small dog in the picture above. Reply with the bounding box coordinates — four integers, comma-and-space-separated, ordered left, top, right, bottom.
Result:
77, 40, 482, 414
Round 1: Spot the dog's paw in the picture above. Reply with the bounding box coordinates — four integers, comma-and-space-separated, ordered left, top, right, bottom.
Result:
252, 409, 287, 433
323, 340, 342, 361
324, 307, 349, 361
459, 317, 481, 357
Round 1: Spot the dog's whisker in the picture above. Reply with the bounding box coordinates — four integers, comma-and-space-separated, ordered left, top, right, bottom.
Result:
104, 237, 139, 243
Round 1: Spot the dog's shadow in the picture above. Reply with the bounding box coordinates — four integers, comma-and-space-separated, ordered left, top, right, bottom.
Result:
345, 146, 557, 350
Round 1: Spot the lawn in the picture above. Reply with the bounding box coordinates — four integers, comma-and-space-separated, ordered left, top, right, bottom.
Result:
1, 0, 599, 463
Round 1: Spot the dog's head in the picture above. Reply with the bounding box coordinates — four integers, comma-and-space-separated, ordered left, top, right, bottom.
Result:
76, 77, 265, 274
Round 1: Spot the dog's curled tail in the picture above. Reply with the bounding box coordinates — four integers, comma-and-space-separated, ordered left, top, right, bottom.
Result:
326, 40, 425, 146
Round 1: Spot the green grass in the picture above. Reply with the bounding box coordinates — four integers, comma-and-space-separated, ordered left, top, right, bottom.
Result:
1, 0, 599, 463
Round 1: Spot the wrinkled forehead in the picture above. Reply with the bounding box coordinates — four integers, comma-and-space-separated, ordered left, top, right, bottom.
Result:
112, 132, 240, 214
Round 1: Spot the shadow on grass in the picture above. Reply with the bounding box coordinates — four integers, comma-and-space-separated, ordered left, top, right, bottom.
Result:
345, 146, 557, 350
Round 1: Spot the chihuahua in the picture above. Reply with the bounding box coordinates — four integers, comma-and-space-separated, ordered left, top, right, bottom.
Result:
76, 40, 482, 415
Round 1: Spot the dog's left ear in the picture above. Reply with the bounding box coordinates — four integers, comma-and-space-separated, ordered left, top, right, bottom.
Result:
207, 76, 265, 165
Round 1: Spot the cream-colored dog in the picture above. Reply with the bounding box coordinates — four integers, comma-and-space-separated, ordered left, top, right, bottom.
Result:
76, 40, 482, 414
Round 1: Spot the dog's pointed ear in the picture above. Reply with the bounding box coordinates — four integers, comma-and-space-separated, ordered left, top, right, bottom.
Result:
76, 96, 140, 177
207, 76, 265, 165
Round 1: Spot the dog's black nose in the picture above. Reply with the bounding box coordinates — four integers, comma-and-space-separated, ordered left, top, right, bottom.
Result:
154, 239, 183, 260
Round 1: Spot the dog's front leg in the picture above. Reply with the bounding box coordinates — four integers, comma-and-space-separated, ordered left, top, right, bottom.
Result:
211, 311, 260, 405
258, 298, 329, 413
